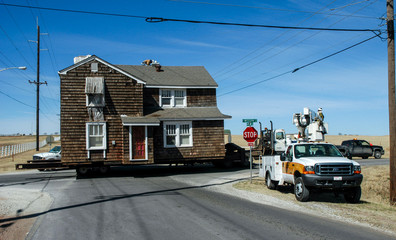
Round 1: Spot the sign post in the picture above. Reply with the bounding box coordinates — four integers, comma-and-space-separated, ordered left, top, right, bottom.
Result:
243, 122, 258, 183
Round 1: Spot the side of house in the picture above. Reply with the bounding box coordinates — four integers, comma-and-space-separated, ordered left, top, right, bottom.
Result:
58, 55, 231, 172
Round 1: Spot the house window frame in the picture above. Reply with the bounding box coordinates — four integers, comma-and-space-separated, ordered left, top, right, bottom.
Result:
86, 122, 107, 150
160, 89, 186, 108
163, 121, 192, 148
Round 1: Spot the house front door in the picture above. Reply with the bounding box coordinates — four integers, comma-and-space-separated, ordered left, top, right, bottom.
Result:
132, 126, 146, 160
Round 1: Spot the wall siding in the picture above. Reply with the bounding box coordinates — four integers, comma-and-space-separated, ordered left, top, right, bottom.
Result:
60, 60, 143, 164
153, 120, 225, 163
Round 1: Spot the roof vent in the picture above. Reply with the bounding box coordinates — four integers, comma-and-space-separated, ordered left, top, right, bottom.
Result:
74, 55, 92, 64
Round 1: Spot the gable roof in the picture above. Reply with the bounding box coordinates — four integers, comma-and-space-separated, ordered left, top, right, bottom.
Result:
116, 65, 218, 88
58, 55, 218, 88
58, 55, 146, 84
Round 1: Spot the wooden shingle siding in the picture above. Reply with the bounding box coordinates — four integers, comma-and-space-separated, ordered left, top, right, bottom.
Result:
60, 60, 144, 164
153, 120, 225, 163
187, 89, 217, 107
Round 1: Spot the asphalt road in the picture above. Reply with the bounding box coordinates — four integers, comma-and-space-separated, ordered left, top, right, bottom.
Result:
0, 166, 394, 240
354, 158, 389, 166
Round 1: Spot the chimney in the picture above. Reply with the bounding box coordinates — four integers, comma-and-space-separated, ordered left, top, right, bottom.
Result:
155, 64, 162, 72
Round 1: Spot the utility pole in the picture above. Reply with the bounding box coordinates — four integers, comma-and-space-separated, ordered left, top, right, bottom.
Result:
29, 21, 47, 151
387, 0, 396, 204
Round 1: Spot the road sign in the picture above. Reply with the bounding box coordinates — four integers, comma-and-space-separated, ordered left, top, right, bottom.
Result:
243, 126, 258, 143
242, 119, 257, 126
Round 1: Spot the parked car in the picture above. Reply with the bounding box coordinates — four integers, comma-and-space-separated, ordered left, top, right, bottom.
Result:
33, 146, 61, 161
337, 139, 384, 159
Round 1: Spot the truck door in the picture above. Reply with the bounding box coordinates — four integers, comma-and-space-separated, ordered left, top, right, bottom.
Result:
282, 145, 294, 183
360, 140, 373, 156
350, 141, 361, 156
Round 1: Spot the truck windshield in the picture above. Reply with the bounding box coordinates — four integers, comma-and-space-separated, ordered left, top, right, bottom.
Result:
294, 144, 343, 158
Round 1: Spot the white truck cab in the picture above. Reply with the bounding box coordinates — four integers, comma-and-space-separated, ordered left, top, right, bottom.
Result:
260, 142, 363, 203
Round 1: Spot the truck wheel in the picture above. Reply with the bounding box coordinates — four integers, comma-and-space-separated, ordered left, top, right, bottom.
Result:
344, 186, 361, 203
265, 172, 277, 190
374, 151, 382, 159
294, 177, 310, 202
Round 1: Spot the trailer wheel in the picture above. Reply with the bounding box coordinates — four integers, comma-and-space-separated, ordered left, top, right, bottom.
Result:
344, 186, 361, 204
265, 172, 277, 190
294, 177, 310, 202
99, 166, 110, 174
76, 166, 89, 177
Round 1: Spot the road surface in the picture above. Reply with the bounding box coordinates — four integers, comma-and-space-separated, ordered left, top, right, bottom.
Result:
0, 165, 394, 240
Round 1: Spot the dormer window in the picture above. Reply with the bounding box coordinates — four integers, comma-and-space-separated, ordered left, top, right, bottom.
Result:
160, 89, 186, 108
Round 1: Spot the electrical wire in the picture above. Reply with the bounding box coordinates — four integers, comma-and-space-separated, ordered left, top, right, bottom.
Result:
218, 34, 379, 97
216, 0, 381, 89
0, 90, 34, 108
0, 3, 381, 33
168, 0, 382, 20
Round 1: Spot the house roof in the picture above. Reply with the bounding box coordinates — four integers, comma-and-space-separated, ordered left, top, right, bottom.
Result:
116, 65, 218, 88
58, 55, 218, 88
121, 107, 231, 126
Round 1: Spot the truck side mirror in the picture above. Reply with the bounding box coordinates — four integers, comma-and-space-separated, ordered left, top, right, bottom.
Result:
280, 153, 286, 161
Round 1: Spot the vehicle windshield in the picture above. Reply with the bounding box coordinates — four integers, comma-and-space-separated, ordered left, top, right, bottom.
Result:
294, 144, 343, 158
49, 146, 61, 153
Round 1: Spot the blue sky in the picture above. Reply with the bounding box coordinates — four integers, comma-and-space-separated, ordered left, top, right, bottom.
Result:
0, 0, 389, 136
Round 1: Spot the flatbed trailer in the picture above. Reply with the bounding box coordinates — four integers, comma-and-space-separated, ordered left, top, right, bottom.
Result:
15, 160, 69, 171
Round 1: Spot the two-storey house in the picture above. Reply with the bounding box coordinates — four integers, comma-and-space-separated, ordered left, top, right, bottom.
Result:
58, 55, 231, 174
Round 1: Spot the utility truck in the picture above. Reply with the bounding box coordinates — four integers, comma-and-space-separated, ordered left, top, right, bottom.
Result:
259, 108, 363, 203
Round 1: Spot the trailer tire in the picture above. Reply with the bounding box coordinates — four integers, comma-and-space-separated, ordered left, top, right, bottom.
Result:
265, 172, 277, 190
344, 186, 361, 204
294, 177, 310, 202
99, 166, 110, 174
76, 166, 89, 177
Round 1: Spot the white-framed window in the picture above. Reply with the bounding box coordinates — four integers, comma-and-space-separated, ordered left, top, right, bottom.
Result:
160, 89, 186, 108
163, 122, 192, 147
86, 122, 107, 150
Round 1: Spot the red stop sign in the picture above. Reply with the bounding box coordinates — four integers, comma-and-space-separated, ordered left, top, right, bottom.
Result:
243, 126, 258, 143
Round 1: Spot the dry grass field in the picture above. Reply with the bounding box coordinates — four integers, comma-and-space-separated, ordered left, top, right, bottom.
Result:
0, 136, 60, 173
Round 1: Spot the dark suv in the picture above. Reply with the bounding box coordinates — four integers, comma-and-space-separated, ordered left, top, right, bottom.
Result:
337, 139, 384, 159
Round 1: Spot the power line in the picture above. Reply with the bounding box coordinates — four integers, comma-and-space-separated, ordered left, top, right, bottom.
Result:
168, 0, 382, 20
0, 90, 34, 108
218, 34, 379, 97
215, 0, 381, 87
0, 3, 381, 33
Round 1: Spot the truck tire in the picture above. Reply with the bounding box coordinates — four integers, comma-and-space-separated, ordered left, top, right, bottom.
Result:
265, 172, 278, 190
294, 177, 310, 202
344, 186, 361, 203
374, 151, 382, 159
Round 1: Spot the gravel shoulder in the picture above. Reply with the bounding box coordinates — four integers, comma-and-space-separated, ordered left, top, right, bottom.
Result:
0, 176, 53, 240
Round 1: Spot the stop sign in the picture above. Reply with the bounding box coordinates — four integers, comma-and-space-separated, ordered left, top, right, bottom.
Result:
243, 126, 258, 143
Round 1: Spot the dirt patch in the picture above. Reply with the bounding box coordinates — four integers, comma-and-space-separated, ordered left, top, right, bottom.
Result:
0, 217, 36, 240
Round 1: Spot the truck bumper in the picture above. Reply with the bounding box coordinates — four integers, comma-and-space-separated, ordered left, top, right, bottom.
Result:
302, 174, 363, 189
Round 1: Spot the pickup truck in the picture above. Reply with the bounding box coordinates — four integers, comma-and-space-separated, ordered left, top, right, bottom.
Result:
260, 142, 363, 203
337, 139, 384, 159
